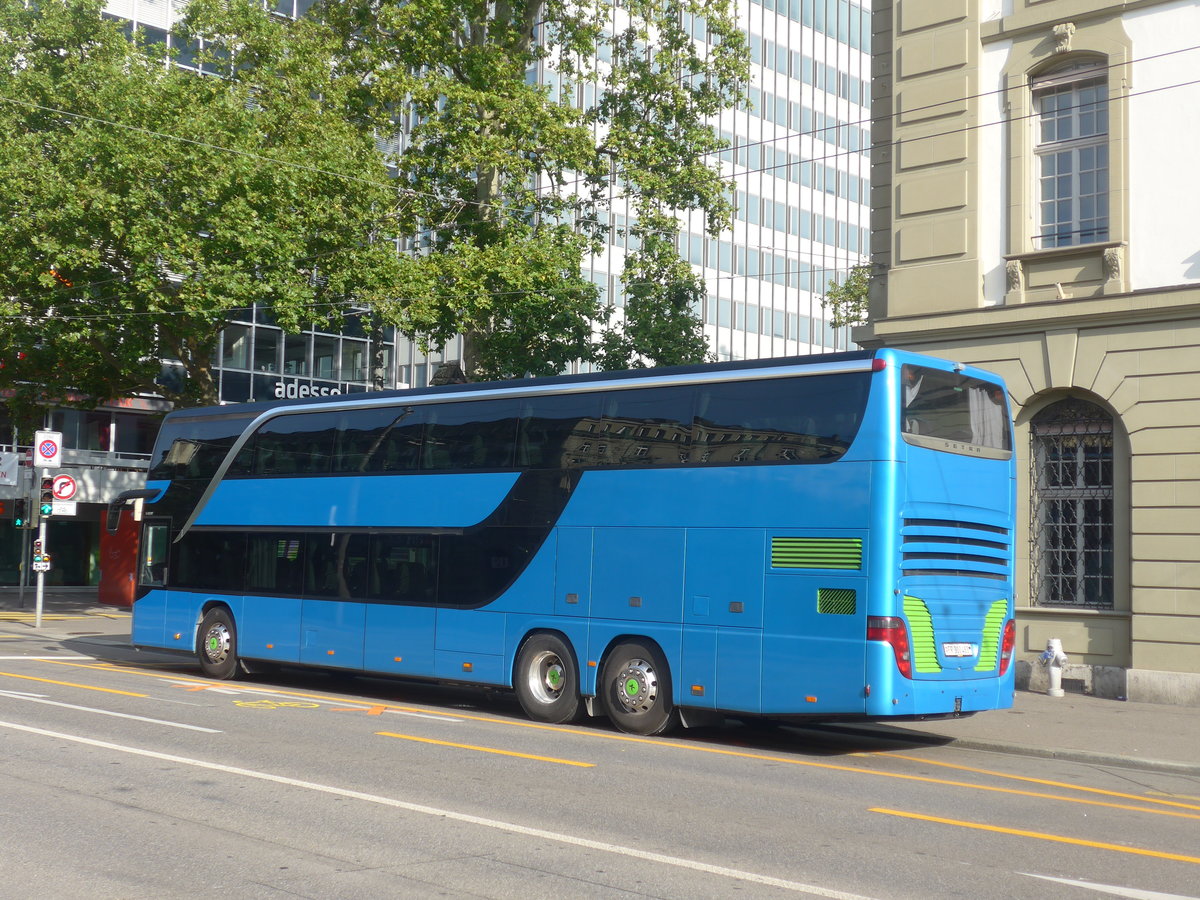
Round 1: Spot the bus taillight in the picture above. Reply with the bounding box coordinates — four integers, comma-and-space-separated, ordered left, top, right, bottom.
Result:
868, 616, 912, 679
998, 619, 1016, 676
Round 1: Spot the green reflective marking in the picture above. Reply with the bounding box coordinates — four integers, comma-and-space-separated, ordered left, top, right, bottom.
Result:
975, 599, 1009, 671
624, 678, 639, 696
903, 596, 942, 674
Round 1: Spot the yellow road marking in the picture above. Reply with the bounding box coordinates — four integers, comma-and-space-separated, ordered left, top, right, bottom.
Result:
377, 731, 594, 767
28, 659, 1200, 820
1148, 791, 1200, 802
0, 613, 129, 622
332, 705, 388, 715
0, 670, 147, 697
881, 753, 1200, 813
872, 807, 1200, 865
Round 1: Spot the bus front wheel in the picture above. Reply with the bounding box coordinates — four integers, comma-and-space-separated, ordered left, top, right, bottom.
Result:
514, 633, 583, 724
197, 607, 239, 680
600, 641, 680, 736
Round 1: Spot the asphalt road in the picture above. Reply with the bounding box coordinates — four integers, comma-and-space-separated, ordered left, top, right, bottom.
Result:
2, 633, 1199, 900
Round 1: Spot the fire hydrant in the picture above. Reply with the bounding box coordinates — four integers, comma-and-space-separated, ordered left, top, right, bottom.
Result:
1040, 638, 1069, 698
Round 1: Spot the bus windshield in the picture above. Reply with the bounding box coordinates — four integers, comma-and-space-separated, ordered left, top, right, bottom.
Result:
901, 364, 1011, 455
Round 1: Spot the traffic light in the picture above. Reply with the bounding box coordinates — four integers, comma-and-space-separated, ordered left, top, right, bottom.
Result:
13, 499, 26, 528
40, 477, 53, 518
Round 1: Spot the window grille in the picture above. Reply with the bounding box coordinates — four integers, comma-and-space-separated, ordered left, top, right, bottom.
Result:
1030, 399, 1114, 609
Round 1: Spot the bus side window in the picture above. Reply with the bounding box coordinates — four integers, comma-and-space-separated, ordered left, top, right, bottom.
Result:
518, 394, 598, 470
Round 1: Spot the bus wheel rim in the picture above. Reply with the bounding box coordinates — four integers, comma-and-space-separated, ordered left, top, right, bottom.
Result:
614, 660, 657, 714
204, 623, 230, 664
527, 650, 566, 704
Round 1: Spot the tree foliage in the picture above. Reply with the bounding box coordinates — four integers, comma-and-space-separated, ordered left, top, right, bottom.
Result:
323, 0, 748, 379
0, 0, 404, 429
0, 0, 747, 433
821, 264, 871, 330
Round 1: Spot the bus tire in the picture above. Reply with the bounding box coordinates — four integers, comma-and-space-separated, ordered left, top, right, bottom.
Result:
514, 633, 583, 724
600, 640, 680, 736
197, 606, 239, 680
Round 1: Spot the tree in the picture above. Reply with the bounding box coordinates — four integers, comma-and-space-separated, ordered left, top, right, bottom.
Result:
821, 264, 871, 330
324, 0, 748, 380
0, 0, 405, 430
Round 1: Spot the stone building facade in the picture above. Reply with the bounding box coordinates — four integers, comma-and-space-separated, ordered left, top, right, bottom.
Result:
859, 0, 1200, 703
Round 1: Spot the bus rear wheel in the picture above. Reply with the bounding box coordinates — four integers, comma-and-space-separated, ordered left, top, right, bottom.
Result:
600, 641, 679, 736
197, 607, 239, 680
514, 633, 582, 724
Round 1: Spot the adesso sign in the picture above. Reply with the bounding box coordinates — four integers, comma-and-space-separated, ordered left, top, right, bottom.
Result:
272, 380, 343, 399
218, 372, 368, 405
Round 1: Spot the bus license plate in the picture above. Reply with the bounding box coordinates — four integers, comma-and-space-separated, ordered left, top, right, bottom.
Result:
942, 642, 976, 658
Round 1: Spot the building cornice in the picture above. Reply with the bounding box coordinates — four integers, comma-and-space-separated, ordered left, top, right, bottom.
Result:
981, 0, 1163, 45
858, 283, 1200, 345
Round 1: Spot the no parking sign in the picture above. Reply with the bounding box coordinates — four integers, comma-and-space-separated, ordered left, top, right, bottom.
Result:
34, 430, 62, 468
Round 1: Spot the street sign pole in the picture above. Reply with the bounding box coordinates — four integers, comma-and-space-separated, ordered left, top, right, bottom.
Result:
31, 432, 61, 630
35, 468, 47, 629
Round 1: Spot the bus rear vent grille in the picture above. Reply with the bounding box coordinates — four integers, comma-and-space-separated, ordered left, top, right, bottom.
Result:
772, 537, 862, 570
817, 588, 857, 615
901, 518, 1010, 581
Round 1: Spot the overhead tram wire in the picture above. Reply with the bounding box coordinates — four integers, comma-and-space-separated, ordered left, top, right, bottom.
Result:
4, 42, 1199, 232
7, 50, 1194, 328
538, 43, 1200, 194
4, 53, 1199, 318
3, 42, 1196, 214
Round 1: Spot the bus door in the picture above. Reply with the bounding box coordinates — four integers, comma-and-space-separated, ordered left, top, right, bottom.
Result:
300, 532, 367, 670
131, 518, 171, 647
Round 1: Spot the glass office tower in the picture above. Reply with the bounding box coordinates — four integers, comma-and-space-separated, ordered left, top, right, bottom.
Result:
104, 0, 871, 396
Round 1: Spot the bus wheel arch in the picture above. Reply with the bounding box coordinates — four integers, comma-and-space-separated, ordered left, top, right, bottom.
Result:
513, 631, 584, 724
197, 603, 240, 680
599, 638, 680, 736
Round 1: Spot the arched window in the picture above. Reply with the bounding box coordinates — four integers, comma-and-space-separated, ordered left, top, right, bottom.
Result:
1030, 398, 1113, 608
1032, 59, 1109, 248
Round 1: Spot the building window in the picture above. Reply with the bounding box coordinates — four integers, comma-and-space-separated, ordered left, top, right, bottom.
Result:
1033, 61, 1109, 248
1030, 399, 1114, 609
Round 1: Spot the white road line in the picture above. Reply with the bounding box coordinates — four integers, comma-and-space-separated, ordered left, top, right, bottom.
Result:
0, 719, 875, 899
0, 655, 91, 660
0, 693, 221, 733
1023, 874, 1200, 900
382, 708, 465, 722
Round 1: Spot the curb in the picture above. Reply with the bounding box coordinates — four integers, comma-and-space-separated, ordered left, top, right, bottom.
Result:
820, 724, 1200, 777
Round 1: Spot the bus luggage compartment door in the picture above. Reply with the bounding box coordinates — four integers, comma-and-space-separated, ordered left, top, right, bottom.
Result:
682, 529, 765, 713
762, 574, 868, 715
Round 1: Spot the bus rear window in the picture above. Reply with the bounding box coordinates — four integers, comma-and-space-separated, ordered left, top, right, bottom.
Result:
902, 365, 1011, 455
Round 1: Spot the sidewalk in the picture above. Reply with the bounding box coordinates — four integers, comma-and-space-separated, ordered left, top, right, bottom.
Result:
830, 691, 1200, 776
2, 588, 1198, 775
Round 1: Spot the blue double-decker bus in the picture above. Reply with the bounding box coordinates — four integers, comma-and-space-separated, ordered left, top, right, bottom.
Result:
115, 348, 1016, 735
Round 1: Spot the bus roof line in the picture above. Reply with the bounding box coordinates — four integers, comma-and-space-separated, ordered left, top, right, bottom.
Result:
171, 357, 876, 543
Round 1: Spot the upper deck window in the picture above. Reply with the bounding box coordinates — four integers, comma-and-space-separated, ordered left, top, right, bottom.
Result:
902, 365, 1011, 457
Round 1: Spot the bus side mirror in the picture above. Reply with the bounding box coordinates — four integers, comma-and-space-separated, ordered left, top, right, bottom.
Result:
106, 489, 161, 533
